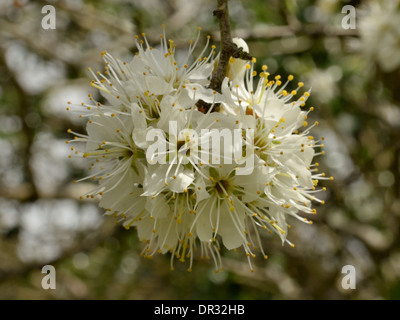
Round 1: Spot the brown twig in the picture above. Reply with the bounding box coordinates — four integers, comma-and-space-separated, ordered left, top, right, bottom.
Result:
209, 0, 252, 92
197, 0, 252, 113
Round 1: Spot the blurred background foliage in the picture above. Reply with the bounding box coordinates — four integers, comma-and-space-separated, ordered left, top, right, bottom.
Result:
0, 0, 399, 300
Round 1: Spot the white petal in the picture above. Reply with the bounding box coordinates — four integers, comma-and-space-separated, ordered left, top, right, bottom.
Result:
142, 165, 167, 196
285, 154, 313, 188
218, 205, 245, 250
145, 194, 169, 218
195, 200, 215, 242
156, 215, 179, 253
194, 177, 210, 203
135, 216, 154, 241
144, 76, 170, 95
168, 169, 195, 193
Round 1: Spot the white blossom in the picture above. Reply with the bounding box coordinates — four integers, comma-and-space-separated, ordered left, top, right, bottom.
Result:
67, 31, 331, 272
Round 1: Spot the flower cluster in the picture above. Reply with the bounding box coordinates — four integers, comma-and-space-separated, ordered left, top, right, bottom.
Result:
67, 27, 331, 272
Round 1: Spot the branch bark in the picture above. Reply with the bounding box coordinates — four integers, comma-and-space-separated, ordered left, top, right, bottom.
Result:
197, 0, 252, 113
209, 0, 252, 92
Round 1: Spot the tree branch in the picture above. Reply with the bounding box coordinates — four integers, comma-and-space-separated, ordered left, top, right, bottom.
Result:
210, 0, 253, 91
197, 0, 252, 113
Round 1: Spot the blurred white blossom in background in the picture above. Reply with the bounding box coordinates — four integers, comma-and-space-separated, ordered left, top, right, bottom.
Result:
357, 0, 400, 72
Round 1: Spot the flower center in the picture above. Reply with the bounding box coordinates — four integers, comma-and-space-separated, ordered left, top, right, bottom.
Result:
177, 139, 190, 156
215, 179, 230, 196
